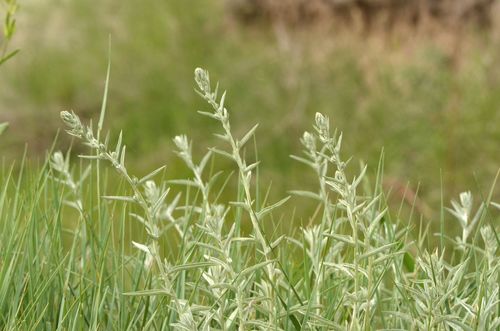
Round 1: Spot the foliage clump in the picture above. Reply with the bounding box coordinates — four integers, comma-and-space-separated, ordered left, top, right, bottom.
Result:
0, 68, 498, 330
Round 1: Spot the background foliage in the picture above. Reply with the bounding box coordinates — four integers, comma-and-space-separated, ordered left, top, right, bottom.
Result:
1, 0, 500, 223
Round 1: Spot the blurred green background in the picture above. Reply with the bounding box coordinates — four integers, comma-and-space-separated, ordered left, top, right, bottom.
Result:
1, 0, 500, 224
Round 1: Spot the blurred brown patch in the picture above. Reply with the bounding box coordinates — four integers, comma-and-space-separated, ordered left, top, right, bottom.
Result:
227, 0, 496, 33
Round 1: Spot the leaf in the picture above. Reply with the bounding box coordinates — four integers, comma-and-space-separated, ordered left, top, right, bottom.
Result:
402, 252, 415, 272
373, 251, 405, 264
209, 147, 234, 161
0, 49, 19, 66
120, 145, 127, 166
0, 122, 8, 135
288, 190, 321, 201
224, 308, 239, 330
218, 91, 226, 113
367, 208, 387, 237
256, 196, 290, 219
229, 201, 250, 212
102, 195, 136, 203
213, 133, 229, 141
151, 188, 169, 216
130, 213, 146, 226
132, 241, 151, 254
197, 110, 218, 119
244, 161, 260, 173
270, 235, 285, 249
359, 242, 398, 260
197, 150, 213, 174
491, 201, 500, 210
115, 130, 123, 156
138, 165, 166, 185
290, 155, 315, 168
98, 45, 111, 136
238, 259, 276, 279
78, 154, 102, 160
168, 179, 198, 187
351, 164, 367, 190
168, 262, 217, 274
239, 124, 259, 147
123, 289, 170, 296
324, 233, 357, 246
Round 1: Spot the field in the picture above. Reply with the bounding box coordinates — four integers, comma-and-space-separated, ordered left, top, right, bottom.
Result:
0, 1, 499, 329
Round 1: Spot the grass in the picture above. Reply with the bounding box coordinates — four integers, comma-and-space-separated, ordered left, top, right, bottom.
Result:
0, 67, 498, 330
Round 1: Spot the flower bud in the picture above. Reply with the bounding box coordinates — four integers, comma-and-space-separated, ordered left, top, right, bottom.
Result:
60, 111, 84, 137
173, 135, 189, 152
194, 68, 210, 93
315, 112, 330, 142
50, 151, 66, 173
315, 112, 328, 130
301, 131, 316, 152
143, 180, 160, 204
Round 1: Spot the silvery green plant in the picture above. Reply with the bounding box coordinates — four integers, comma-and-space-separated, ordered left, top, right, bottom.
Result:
53, 67, 500, 330
59, 110, 178, 240
194, 67, 290, 325
59, 109, 187, 316
447, 191, 484, 247
58, 69, 288, 329
390, 193, 500, 330
411, 249, 470, 329
50, 150, 89, 215
49, 150, 93, 270
172, 134, 251, 329
292, 112, 401, 329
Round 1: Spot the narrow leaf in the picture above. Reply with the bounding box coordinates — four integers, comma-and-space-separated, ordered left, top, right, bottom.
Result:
288, 190, 321, 201
120, 145, 127, 166
290, 155, 315, 168
123, 289, 170, 296
197, 150, 213, 174
238, 259, 276, 279
257, 196, 291, 219
209, 147, 234, 161
168, 179, 198, 187
197, 110, 218, 119
132, 241, 151, 254
168, 262, 217, 274
0, 122, 8, 135
239, 124, 259, 147
98, 42, 111, 137
102, 195, 136, 203
138, 165, 167, 185
0, 49, 19, 66
359, 242, 398, 260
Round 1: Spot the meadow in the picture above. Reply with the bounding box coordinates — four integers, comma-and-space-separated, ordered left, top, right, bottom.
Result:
1, 66, 499, 329
1, 0, 500, 329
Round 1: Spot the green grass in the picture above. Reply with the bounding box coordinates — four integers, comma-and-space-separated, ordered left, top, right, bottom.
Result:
0, 67, 498, 330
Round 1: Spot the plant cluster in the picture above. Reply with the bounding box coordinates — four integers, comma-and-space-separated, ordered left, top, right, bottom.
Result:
0, 68, 498, 330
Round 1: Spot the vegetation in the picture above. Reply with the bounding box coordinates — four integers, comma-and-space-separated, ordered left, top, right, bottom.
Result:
2, 1, 500, 224
0, 68, 498, 329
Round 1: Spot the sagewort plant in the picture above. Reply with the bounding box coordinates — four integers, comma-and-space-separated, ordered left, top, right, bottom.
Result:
53, 68, 500, 330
